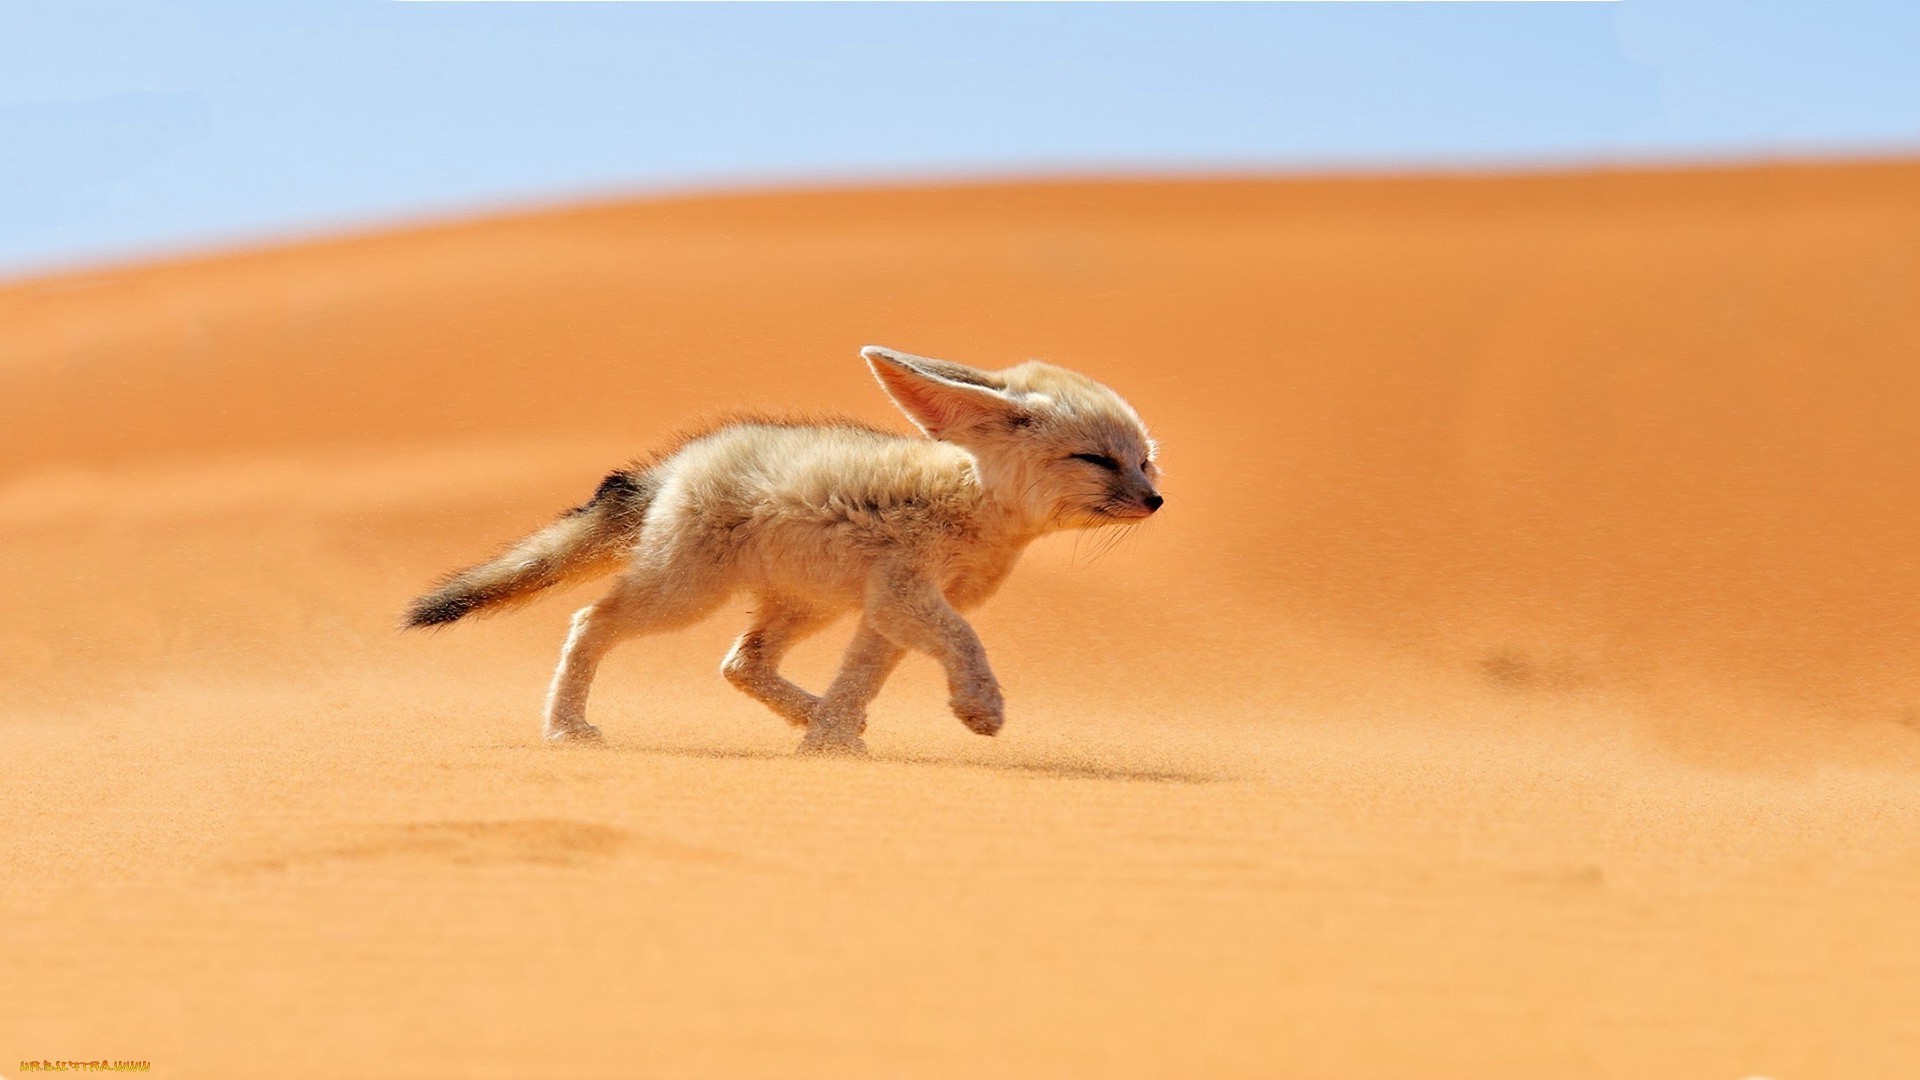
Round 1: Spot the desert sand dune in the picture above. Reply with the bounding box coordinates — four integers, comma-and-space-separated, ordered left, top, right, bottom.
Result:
4, 160, 1920, 1078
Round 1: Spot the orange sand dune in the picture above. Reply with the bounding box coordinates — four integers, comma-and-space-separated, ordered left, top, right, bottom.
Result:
4, 160, 1920, 1078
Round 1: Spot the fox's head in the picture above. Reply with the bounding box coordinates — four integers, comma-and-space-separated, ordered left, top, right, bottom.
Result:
863, 345, 1162, 533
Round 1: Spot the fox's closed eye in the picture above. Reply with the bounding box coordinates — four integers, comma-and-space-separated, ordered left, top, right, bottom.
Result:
1070, 452, 1121, 471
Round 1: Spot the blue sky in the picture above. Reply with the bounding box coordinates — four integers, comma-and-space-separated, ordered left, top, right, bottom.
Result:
3, 1, 1917, 278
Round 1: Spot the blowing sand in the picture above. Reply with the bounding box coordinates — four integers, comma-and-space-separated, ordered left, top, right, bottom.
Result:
4, 159, 1919, 1078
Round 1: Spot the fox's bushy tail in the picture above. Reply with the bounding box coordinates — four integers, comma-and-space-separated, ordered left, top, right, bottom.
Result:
403, 469, 655, 629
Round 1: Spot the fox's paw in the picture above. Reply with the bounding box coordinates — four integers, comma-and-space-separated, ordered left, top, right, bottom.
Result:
956, 708, 1004, 737
951, 687, 1005, 737
796, 730, 869, 758
544, 722, 604, 745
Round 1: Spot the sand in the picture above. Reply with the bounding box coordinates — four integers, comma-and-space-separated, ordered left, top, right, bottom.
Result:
4, 159, 1920, 1078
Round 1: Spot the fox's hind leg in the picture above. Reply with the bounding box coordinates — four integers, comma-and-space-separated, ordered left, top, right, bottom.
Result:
543, 563, 728, 743
721, 598, 833, 728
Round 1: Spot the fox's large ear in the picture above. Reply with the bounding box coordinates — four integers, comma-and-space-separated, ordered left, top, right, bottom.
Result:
862, 345, 1017, 438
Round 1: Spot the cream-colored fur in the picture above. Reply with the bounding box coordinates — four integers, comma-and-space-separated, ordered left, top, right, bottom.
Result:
406, 345, 1162, 755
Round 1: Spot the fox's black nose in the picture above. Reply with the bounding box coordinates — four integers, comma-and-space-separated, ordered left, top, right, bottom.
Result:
1144, 493, 1165, 512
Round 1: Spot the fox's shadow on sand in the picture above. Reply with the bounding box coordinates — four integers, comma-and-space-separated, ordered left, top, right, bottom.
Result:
608, 741, 1230, 785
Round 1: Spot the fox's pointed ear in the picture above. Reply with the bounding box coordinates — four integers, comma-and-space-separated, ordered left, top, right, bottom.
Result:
863, 345, 1017, 438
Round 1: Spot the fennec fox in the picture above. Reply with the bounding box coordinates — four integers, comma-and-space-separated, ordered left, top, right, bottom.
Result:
405, 345, 1162, 755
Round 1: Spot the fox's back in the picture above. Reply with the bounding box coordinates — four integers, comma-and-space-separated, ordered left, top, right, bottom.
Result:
643, 420, 985, 595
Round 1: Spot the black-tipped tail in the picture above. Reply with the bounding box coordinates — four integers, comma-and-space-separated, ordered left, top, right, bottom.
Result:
405, 590, 484, 629
402, 468, 654, 630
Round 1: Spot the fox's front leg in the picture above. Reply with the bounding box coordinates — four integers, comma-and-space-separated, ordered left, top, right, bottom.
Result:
800, 623, 905, 755
863, 566, 1005, 737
